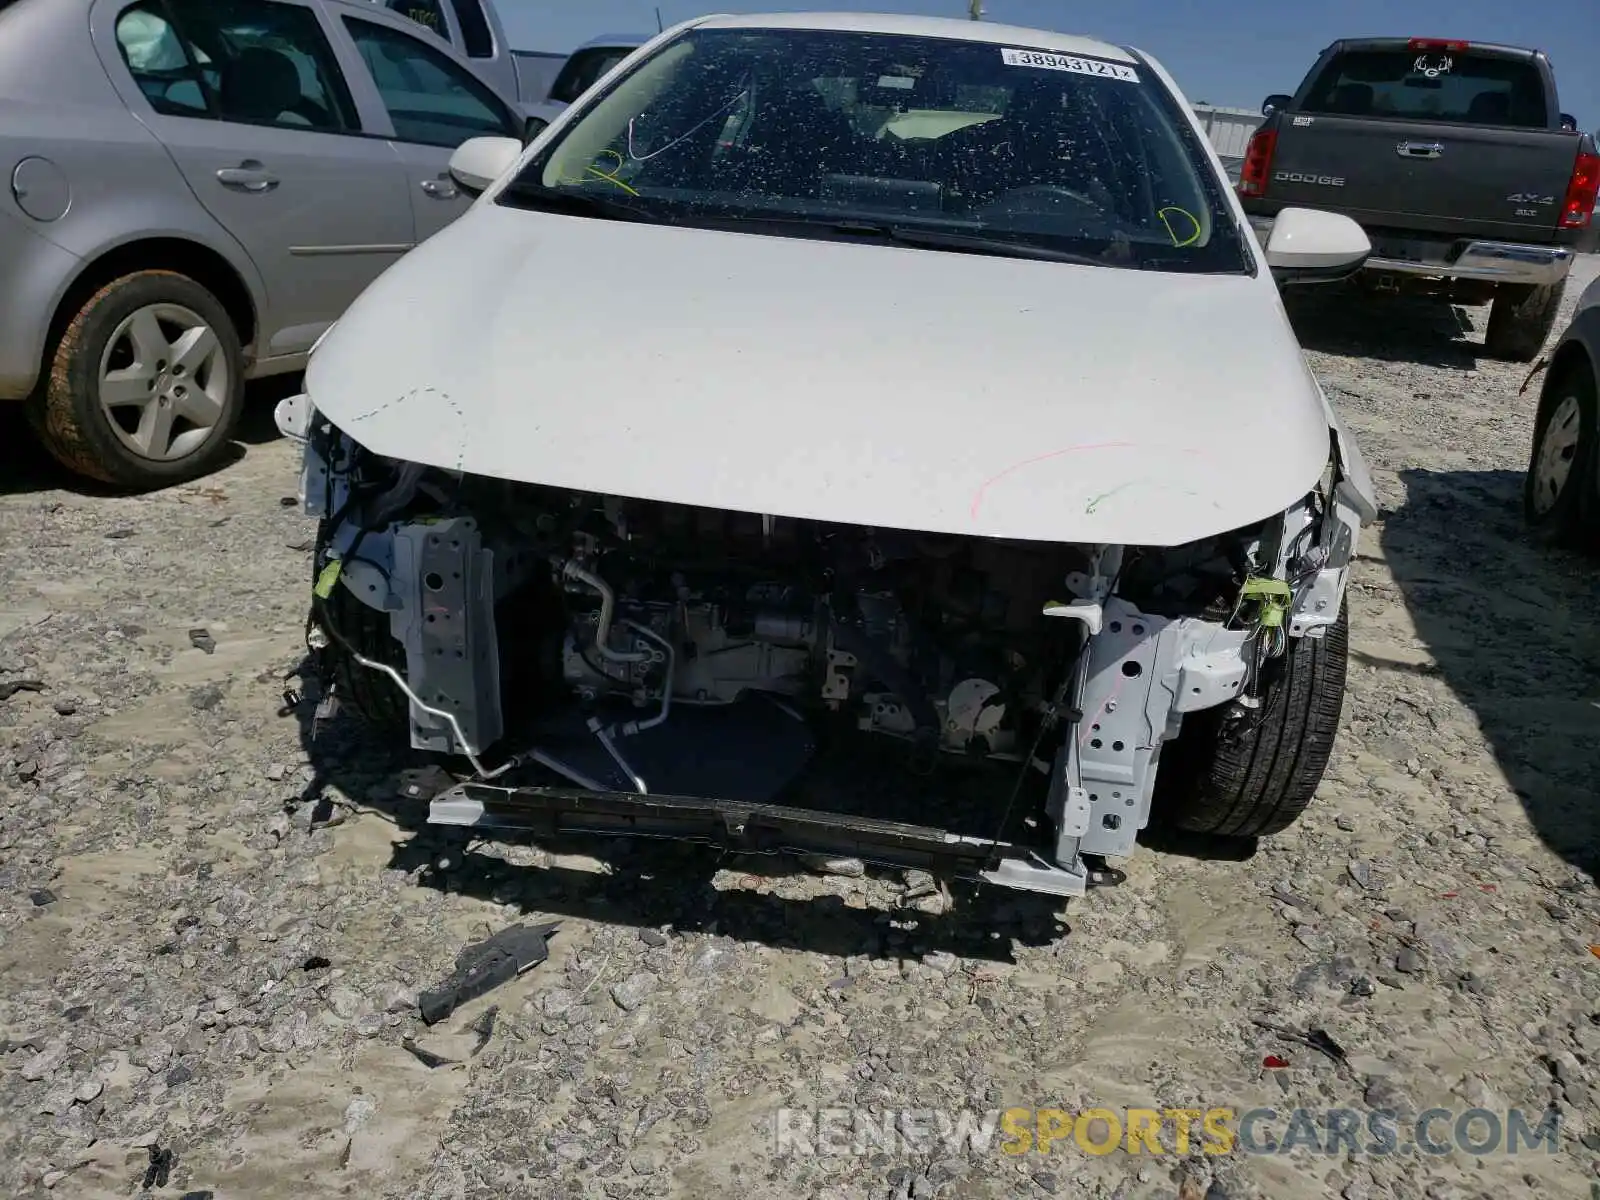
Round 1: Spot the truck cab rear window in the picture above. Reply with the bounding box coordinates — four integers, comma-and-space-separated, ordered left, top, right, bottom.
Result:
1301, 49, 1548, 128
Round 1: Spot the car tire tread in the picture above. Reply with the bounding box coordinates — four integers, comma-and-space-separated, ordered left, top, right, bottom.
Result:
1523, 362, 1600, 553
1484, 280, 1565, 363
25, 270, 244, 490
1156, 601, 1348, 838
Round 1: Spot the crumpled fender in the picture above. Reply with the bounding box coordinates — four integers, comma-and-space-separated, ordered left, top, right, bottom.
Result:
1312, 377, 1379, 524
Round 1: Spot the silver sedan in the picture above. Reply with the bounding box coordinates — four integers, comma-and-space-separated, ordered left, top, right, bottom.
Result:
0, 0, 530, 488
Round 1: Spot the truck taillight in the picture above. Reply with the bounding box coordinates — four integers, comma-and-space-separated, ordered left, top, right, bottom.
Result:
1237, 128, 1278, 198
1407, 38, 1471, 52
1559, 152, 1599, 229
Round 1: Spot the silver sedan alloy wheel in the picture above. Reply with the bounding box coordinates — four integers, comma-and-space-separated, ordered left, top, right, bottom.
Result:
1530, 393, 1583, 516
96, 303, 230, 462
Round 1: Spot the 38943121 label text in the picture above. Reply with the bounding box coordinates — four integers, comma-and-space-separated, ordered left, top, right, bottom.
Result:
1000, 48, 1140, 83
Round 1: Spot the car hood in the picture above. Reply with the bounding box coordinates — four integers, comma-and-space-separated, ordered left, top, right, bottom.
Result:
307, 204, 1331, 546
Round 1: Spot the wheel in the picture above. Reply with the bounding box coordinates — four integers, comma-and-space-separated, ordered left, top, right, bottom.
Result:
1154, 602, 1349, 838
26, 270, 244, 489
1484, 280, 1565, 363
1524, 363, 1599, 550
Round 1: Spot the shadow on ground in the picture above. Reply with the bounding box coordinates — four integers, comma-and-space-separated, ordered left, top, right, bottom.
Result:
1285, 285, 1484, 370
1382, 467, 1600, 879
0, 374, 297, 498
286, 664, 1072, 964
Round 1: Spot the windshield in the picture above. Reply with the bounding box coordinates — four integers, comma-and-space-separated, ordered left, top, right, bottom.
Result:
506, 27, 1250, 274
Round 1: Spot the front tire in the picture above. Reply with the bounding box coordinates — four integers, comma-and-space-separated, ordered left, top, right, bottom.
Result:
1524, 364, 1599, 551
26, 270, 244, 489
1155, 603, 1349, 838
1484, 280, 1565, 363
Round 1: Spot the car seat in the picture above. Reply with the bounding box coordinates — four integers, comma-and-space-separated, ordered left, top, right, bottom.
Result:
745, 86, 862, 192
221, 47, 314, 127
1466, 90, 1511, 124
1001, 80, 1120, 207
1324, 83, 1374, 115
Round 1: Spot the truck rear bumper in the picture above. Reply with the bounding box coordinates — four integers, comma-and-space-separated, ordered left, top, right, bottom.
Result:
1366, 241, 1574, 287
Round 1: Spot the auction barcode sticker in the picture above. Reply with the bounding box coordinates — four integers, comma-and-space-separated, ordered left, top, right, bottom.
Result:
1000, 47, 1139, 83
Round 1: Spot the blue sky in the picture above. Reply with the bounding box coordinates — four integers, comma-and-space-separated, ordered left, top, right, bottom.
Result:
499, 0, 1599, 130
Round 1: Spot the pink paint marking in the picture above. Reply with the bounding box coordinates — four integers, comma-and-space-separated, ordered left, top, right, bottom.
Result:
969, 441, 1138, 520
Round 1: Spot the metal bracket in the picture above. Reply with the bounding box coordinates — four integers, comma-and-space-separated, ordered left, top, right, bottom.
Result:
391, 518, 505, 756
1084, 860, 1127, 889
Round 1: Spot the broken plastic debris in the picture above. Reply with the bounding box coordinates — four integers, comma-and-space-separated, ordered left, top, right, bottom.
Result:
401, 1037, 456, 1068
1252, 1019, 1348, 1068
142, 1145, 174, 1190
0, 679, 45, 702
469, 1005, 498, 1057
1262, 1054, 1290, 1069
187, 628, 216, 654
418, 922, 560, 1026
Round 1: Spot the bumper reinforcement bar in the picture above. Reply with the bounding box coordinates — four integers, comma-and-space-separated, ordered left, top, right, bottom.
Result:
425, 781, 1102, 898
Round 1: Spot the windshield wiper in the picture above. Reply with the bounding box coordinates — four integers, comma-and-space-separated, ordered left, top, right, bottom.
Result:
496, 181, 651, 221
829, 222, 1116, 268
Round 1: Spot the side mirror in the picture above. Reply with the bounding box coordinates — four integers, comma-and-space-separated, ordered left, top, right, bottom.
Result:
447, 136, 524, 199
524, 115, 550, 144
1263, 207, 1371, 286
1263, 93, 1292, 116
1560, 112, 1578, 131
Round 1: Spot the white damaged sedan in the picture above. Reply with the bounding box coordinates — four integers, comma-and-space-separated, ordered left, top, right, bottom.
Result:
282, 13, 1379, 898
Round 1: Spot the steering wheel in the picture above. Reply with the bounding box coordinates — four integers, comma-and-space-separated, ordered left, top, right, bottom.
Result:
979, 183, 1107, 218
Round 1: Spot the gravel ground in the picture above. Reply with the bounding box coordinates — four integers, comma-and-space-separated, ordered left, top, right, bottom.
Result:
1, 259, 1598, 1200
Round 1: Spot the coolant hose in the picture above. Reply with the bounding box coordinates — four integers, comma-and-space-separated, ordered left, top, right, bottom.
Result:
562, 561, 650, 663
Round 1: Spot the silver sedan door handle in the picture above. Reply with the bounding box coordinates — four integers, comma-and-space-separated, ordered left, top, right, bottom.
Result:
420, 176, 459, 200
216, 162, 279, 192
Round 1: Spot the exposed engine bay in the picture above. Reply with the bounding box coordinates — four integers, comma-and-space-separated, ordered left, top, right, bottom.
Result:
291, 404, 1363, 898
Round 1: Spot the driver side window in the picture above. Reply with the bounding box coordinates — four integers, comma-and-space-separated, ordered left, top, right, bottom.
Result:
148, 0, 358, 133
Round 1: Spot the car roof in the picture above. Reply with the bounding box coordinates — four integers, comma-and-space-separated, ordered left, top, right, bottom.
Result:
689, 12, 1134, 64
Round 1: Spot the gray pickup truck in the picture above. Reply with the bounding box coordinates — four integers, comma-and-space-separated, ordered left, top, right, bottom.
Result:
1240, 37, 1598, 361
